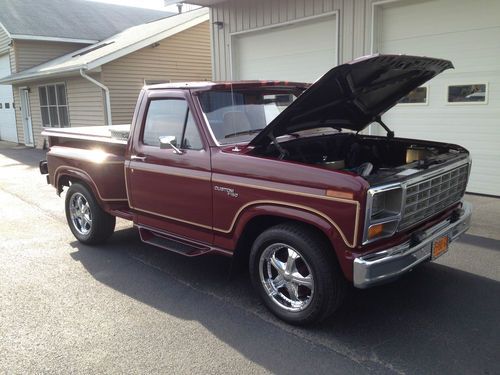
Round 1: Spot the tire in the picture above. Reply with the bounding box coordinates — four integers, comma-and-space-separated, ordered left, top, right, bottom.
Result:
249, 223, 346, 325
65, 182, 116, 245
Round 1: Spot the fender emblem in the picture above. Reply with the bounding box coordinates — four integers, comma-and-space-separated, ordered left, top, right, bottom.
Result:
214, 185, 239, 198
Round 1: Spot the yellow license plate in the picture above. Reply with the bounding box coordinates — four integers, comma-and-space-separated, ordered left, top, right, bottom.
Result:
432, 236, 449, 259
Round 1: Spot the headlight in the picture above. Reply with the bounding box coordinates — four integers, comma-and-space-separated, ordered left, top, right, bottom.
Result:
363, 185, 403, 244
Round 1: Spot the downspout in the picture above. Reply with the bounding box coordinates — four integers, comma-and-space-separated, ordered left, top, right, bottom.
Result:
79, 68, 112, 126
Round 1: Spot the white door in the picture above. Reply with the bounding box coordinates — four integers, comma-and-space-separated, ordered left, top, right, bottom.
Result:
375, 0, 500, 196
0, 54, 17, 143
19, 88, 34, 146
231, 15, 337, 83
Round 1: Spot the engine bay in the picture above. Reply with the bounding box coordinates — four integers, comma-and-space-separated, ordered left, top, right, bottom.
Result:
251, 133, 468, 184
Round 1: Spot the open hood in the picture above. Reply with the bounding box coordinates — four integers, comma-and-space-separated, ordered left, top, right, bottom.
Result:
249, 54, 453, 148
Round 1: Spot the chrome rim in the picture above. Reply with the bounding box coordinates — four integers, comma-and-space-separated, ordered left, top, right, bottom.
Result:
259, 243, 314, 312
69, 192, 92, 235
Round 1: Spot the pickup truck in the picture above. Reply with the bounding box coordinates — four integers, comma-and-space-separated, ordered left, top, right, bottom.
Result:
40, 54, 472, 325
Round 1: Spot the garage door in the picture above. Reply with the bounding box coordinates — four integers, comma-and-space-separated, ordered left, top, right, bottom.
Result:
375, 0, 500, 196
231, 15, 337, 83
0, 53, 17, 143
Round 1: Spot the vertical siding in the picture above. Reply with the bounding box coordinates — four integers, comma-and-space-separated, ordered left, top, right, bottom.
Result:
13, 74, 105, 148
13, 40, 88, 72
102, 21, 212, 124
211, 0, 376, 80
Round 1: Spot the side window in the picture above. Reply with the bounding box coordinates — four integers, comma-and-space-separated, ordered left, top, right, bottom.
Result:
182, 110, 203, 150
143, 98, 203, 150
143, 99, 187, 147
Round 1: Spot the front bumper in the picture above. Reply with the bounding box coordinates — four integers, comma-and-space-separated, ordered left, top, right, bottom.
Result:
353, 201, 472, 288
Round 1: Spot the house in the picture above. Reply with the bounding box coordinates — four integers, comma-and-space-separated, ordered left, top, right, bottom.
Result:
0, 0, 175, 145
0, 1, 211, 150
188, 0, 500, 196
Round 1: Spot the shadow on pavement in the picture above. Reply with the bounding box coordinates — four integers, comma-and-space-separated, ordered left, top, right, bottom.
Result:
0, 142, 46, 167
69, 227, 500, 375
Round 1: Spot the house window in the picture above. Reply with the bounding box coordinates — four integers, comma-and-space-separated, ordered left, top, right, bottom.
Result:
447, 84, 487, 104
39, 84, 69, 127
398, 87, 428, 105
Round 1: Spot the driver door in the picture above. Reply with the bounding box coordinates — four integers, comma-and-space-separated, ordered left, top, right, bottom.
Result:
126, 91, 212, 244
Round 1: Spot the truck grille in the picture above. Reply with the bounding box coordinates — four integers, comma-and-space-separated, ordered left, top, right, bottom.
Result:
399, 163, 469, 229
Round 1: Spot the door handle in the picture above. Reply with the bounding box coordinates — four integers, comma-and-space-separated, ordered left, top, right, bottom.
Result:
130, 155, 147, 162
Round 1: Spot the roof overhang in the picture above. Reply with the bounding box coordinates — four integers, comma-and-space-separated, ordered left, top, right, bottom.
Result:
180, 0, 226, 6
10, 35, 98, 44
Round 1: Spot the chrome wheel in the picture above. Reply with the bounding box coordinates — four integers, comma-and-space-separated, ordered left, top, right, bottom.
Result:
259, 243, 315, 312
69, 192, 92, 235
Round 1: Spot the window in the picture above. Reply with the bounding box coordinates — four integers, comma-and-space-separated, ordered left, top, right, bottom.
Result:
4, 102, 10, 109
199, 89, 299, 144
0, 103, 2, 109
39, 84, 69, 127
143, 99, 203, 150
447, 84, 487, 103
398, 86, 428, 105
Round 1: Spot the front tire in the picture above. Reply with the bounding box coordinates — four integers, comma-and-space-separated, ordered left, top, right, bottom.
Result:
65, 183, 116, 245
249, 223, 346, 325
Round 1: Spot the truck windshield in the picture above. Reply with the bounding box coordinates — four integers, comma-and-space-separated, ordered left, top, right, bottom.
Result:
198, 88, 299, 145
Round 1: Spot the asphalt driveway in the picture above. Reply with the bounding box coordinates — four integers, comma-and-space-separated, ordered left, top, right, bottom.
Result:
0, 141, 499, 374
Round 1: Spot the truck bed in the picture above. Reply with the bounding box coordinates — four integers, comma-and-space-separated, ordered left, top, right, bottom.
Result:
42, 125, 130, 206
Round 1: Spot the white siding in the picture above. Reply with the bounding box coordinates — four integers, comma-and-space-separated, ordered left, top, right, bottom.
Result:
0, 26, 10, 55
12, 40, 89, 72
102, 21, 211, 124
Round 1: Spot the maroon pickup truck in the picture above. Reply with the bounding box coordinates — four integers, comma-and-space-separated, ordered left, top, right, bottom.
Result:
40, 55, 472, 325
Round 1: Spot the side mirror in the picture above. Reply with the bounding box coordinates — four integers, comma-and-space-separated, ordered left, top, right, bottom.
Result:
159, 136, 182, 154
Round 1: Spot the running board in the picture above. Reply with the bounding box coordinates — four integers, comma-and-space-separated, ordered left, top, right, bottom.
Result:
138, 227, 211, 257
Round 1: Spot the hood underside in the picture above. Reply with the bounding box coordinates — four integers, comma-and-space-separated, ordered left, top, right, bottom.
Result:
249, 54, 453, 148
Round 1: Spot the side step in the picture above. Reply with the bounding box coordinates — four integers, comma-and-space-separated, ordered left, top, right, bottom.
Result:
138, 227, 211, 257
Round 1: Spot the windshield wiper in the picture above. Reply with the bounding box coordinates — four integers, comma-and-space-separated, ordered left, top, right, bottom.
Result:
224, 128, 265, 139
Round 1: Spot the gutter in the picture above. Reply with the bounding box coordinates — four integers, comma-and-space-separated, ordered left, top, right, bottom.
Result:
79, 69, 112, 126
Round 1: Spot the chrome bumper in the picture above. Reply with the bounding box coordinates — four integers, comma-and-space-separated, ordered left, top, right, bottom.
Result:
353, 201, 472, 289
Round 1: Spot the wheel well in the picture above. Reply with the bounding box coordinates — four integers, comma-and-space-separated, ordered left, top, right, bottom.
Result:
232, 215, 334, 271
57, 175, 89, 196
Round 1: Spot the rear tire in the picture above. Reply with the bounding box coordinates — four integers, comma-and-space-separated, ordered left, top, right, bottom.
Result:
65, 183, 116, 245
249, 223, 346, 325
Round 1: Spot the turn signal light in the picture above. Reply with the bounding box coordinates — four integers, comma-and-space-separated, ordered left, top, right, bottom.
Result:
368, 224, 384, 239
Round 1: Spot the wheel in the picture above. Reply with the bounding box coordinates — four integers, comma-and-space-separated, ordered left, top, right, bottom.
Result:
249, 223, 346, 325
65, 182, 116, 245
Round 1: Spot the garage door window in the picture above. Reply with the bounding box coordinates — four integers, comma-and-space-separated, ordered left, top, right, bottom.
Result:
39, 84, 70, 127
447, 84, 487, 104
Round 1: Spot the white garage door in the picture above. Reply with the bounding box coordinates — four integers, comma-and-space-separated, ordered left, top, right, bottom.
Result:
376, 0, 500, 196
231, 15, 337, 83
0, 53, 17, 143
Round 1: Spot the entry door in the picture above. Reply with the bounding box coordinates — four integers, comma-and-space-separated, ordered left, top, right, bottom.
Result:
126, 92, 212, 244
19, 88, 34, 146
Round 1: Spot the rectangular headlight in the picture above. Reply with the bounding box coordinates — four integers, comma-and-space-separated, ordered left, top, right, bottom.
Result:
363, 185, 403, 244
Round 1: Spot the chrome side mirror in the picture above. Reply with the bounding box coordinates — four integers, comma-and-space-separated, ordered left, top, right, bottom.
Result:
159, 136, 182, 154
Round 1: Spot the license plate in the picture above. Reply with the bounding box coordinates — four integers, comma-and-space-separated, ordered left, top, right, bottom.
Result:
432, 235, 449, 259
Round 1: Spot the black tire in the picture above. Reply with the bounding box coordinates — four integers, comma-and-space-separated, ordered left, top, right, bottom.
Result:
249, 223, 346, 325
65, 182, 116, 245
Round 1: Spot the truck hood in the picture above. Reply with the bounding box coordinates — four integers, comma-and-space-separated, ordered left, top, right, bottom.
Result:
249, 54, 453, 148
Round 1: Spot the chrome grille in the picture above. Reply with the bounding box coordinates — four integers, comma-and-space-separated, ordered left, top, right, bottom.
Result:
400, 163, 469, 229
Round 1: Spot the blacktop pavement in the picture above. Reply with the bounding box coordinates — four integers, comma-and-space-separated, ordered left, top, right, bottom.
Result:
0, 140, 499, 375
